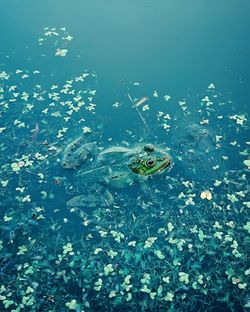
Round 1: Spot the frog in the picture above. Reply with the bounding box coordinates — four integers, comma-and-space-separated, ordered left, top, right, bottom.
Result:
61, 137, 171, 207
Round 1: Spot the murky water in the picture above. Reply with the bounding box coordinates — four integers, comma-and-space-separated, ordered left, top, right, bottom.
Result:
0, 1, 249, 311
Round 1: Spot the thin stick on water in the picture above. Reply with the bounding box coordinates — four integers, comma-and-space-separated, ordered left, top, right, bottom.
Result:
132, 96, 148, 108
77, 165, 109, 176
127, 93, 149, 130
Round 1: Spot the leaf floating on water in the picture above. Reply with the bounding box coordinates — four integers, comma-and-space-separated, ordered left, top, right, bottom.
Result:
214, 180, 222, 187
200, 190, 212, 200
82, 126, 91, 134
153, 90, 158, 97
17, 245, 28, 255
163, 95, 171, 101
0, 71, 10, 80
55, 49, 68, 57
239, 150, 248, 156
142, 104, 149, 111
0, 180, 8, 187
243, 159, 250, 168
208, 83, 215, 89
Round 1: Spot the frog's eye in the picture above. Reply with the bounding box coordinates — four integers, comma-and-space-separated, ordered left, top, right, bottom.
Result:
146, 158, 156, 168
144, 144, 155, 152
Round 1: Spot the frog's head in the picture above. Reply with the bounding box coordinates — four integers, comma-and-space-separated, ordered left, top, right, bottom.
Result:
128, 144, 171, 176
61, 140, 96, 169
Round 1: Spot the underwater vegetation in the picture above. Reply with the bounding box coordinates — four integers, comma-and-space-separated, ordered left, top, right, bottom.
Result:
0, 27, 249, 312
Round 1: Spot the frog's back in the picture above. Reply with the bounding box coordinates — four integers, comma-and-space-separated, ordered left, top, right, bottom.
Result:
61, 136, 97, 169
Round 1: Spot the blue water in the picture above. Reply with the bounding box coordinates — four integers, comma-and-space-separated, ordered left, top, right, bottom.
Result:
0, 1, 249, 311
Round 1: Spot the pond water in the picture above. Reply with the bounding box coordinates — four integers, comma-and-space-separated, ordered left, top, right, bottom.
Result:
0, 1, 249, 311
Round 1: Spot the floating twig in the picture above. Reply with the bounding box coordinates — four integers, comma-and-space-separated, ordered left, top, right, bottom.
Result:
127, 94, 149, 130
